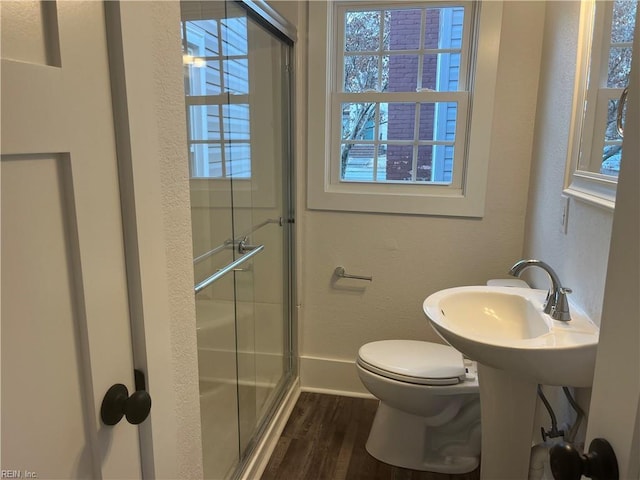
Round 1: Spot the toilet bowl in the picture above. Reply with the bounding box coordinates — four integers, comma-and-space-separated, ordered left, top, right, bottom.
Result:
356, 340, 481, 474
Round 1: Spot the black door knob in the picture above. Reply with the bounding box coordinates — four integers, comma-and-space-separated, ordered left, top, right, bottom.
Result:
101, 370, 152, 426
550, 438, 619, 480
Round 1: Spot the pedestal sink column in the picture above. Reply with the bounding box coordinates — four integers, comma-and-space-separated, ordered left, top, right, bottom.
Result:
477, 363, 538, 479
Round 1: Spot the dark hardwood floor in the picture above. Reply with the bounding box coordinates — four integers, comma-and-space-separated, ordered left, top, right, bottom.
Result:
261, 392, 480, 480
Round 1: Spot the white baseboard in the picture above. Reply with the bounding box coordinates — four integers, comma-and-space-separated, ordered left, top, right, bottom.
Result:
238, 378, 300, 480
299, 356, 374, 398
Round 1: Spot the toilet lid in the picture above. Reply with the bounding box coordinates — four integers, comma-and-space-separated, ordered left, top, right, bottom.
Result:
357, 340, 466, 385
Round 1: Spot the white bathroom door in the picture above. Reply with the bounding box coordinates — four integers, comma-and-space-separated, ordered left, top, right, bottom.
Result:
585, 12, 639, 479
1, 1, 144, 478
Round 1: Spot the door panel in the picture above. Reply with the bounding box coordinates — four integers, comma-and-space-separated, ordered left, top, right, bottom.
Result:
1, 2, 141, 477
2, 155, 95, 478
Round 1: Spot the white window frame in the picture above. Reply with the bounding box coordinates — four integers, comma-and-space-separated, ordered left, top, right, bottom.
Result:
307, 1, 504, 217
564, 0, 637, 210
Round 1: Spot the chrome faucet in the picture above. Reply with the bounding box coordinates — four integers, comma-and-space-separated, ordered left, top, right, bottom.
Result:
508, 259, 572, 321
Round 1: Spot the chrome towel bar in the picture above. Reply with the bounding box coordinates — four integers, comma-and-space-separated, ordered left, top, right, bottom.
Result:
195, 245, 265, 294
334, 266, 373, 282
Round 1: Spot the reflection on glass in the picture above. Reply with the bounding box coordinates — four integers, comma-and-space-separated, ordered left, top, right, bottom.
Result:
224, 143, 251, 178
222, 59, 249, 94
223, 104, 250, 140
183, 9, 250, 179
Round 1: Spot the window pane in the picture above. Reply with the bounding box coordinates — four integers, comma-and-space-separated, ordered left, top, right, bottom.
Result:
341, 143, 376, 181
344, 56, 380, 92
386, 144, 414, 181
601, 144, 622, 176
424, 7, 465, 49
422, 53, 461, 91
419, 102, 457, 141
607, 47, 632, 87
611, 0, 637, 44
376, 147, 387, 181
420, 145, 454, 183
386, 55, 419, 92
382, 103, 415, 140
387, 9, 422, 50
341, 103, 376, 140
605, 98, 623, 141
345, 11, 381, 52
601, 98, 623, 177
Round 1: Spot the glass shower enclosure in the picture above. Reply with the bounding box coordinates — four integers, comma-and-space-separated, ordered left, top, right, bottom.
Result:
181, 2, 295, 478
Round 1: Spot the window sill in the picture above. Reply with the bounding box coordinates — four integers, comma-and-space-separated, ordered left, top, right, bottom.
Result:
563, 171, 616, 211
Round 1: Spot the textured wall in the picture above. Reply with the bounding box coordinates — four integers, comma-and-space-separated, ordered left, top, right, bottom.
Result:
523, 1, 613, 325
148, 2, 203, 478
298, 1, 546, 391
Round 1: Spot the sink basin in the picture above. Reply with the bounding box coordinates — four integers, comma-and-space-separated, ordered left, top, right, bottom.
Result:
423, 286, 599, 387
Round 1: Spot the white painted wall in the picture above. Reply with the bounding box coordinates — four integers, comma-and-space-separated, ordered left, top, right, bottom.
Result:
290, 2, 547, 394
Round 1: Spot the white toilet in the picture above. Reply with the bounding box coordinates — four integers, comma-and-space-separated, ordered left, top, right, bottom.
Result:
356, 340, 481, 474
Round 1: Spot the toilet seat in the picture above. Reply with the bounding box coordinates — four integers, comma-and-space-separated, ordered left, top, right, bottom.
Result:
357, 340, 466, 386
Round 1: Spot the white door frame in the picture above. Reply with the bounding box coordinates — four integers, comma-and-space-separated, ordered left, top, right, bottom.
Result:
104, 2, 203, 478
585, 8, 640, 478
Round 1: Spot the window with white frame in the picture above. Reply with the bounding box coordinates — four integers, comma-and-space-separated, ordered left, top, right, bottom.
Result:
307, 1, 504, 217
565, 0, 637, 208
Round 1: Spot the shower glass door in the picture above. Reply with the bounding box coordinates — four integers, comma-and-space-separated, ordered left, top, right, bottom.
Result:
181, 1, 294, 478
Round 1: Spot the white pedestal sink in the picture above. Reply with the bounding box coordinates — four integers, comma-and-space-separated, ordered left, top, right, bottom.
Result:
423, 286, 599, 479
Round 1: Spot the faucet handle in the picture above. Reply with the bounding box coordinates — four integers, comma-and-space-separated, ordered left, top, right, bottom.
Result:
552, 287, 573, 321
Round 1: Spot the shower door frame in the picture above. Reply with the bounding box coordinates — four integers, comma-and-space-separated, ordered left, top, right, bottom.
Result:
184, 1, 298, 478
